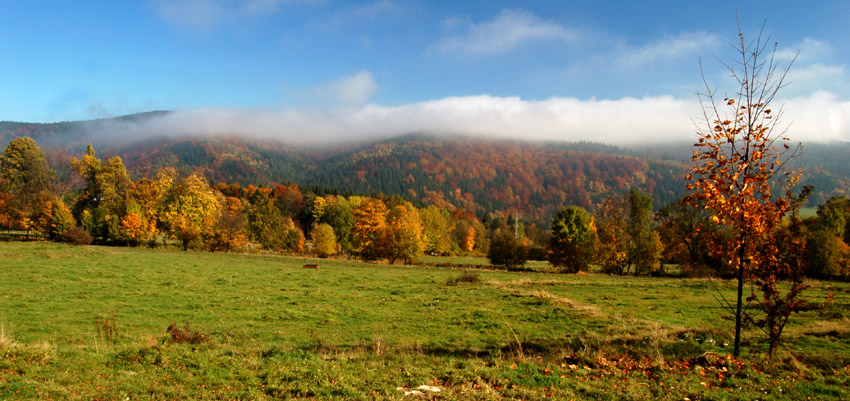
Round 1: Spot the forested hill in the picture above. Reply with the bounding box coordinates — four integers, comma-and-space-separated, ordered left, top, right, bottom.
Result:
302, 136, 689, 219
2, 113, 849, 220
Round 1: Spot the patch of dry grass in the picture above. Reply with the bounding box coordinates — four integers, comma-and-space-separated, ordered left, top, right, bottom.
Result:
797, 318, 850, 338
0, 324, 15, 349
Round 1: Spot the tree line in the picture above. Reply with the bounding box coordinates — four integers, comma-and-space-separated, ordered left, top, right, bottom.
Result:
0, 138, 490, 262
2, 136, 846, 281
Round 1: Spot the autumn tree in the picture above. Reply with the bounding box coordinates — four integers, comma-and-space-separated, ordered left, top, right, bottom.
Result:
123, 168, 175, 247
71, 144, 132, 243
0, 137, 57, 236
685, 22, 808, 357
162, 174, 221, 251
548, 206, 596, 273
656, 198, 726, 276
246, 189, 291, 250
27, 191, 75, 240
205, 196, 248, 252
352, 197, 388, 261
452, 210, 486, 254
595, 189, 663, 275
246, 188, 304, 251
312, 223, 338, 258
0, 137, 54, 205
318, 196, 354, 254
420, 205, 453, 255
381, 202, 424, 264
805, 197, 850, 279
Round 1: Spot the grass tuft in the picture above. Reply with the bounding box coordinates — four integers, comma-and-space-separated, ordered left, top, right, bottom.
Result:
0, 324, 15, 349
446, 270, 481, 285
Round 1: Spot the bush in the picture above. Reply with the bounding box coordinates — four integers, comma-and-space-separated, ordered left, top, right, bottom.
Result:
487, 230, 527, 270
446, 270, 481, 285
805, 229, 850, 280
165, 322, 208, 344
59, 226, 93, 245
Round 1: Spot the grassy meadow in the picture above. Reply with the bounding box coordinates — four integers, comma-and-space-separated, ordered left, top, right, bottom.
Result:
1, 241, 848, 400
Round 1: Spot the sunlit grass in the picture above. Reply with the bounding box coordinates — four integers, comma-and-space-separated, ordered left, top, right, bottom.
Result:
1, 242, 847, 400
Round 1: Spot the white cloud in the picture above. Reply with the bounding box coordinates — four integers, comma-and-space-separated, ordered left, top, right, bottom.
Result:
433, 9, 579, 56
150, 0, 318, 31
785, 63, 847, 95
776, 38, 830, 63
784, 91, 850, 143
88, 92, 849, 147
616, 31, 721, 67
306, 71, 378, 105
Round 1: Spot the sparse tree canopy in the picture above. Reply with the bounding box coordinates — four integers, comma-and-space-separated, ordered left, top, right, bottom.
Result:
685, 21, 808, 358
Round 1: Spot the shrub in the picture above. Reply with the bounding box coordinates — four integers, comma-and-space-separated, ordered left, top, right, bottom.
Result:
95, 312, 119, 345
447, 270, 481, 285
60, 226, 93, 245
165, 321, 208, 344
487, 230, 527, 270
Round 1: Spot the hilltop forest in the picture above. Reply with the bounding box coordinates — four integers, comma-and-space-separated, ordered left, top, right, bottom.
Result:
3, 114, 850, 225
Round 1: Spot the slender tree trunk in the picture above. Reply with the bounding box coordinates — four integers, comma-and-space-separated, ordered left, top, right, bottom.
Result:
733, 234, 747, 357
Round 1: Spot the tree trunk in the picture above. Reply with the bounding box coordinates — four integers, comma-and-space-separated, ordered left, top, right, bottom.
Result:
733, 235, 747, 357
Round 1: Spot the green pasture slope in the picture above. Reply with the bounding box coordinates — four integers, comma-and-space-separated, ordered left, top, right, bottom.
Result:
1, 242, 848, 400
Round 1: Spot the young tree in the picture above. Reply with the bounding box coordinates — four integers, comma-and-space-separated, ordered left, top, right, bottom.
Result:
685, 22, 808, 357
548, 206, 596, 273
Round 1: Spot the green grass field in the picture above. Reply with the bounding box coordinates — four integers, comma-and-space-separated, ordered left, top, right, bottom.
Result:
1, 242, 848, 400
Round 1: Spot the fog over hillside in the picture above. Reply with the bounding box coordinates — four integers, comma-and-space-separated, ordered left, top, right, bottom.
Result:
67, 92, 849, 148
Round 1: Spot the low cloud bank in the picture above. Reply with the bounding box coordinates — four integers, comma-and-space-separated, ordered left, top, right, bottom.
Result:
88, 92, 850, 147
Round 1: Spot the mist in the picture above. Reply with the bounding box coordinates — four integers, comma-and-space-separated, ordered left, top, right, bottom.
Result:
83, 92, 850, 148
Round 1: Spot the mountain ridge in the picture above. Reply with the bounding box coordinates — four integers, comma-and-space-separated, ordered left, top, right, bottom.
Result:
2, 112, 848, 221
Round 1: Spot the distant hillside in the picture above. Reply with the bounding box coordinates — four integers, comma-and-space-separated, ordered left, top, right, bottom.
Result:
2, 113, 849, 220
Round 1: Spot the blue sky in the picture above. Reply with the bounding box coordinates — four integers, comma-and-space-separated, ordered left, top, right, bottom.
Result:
2, 1, 848, 144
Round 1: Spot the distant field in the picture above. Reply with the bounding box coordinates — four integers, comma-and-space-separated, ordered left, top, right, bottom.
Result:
800, 207, 818, 218
1, 242, 848, 400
